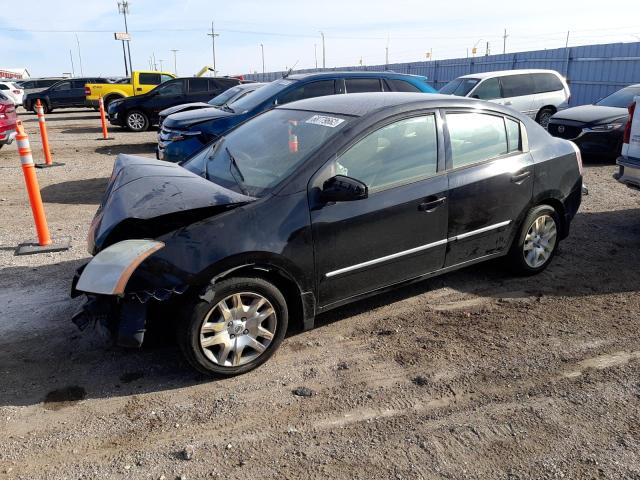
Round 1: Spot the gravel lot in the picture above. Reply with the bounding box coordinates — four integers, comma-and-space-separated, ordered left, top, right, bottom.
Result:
1, 109, 639, 479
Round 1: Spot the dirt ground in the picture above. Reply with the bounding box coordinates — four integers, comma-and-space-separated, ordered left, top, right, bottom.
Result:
0, 109, 639, 480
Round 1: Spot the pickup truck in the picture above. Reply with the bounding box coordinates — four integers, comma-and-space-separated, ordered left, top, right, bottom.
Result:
614, 96, 640, 190
85, 71, 175, 109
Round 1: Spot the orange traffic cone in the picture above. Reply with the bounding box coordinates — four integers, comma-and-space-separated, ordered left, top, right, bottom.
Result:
34, 99, 64, 168
97, 97, 113, 140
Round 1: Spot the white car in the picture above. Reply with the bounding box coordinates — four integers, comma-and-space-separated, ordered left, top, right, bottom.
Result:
0, 81, 24, 106
614, 96, 640, 190
439, 69, 571, 129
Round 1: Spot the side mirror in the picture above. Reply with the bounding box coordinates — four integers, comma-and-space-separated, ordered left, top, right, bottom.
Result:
320, 175, 368, 202
471, 94, 480, 99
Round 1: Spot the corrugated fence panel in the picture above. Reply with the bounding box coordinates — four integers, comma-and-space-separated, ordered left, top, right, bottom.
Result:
244, 41, 640, 106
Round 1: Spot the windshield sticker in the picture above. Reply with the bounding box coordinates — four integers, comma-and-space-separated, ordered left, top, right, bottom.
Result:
305, 115, 345, 128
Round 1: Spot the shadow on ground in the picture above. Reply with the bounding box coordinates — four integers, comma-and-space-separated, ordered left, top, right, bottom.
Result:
60, 126, 105, 135
41, 178, 109, 204
94, 142, 157, 156
0, 208, 638, 408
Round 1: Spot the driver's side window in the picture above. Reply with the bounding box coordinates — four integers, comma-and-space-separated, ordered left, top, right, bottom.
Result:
54, 82, 71, 91
335, 114, 438, 193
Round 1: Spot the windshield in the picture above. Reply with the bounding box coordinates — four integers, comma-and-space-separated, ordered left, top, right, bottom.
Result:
183, 108, 350, 196
229, 79, 295, 112
439, 78, 480, 96
596, 86, 640, 108
208, 85, 244, 106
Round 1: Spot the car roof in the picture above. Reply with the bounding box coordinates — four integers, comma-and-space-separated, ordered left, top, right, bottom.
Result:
457, 69, 562, 80
287, 71, 427, 81
278, 92, 513, 117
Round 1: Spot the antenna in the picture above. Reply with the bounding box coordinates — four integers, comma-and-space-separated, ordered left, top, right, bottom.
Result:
283, 60, 300, 78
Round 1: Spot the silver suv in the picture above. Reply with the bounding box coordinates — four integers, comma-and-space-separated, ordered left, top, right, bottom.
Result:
440, 69, 571, 129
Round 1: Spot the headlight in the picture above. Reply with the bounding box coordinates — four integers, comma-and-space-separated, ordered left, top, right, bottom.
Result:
166, 129, 202, 141
588, 122, 625, 132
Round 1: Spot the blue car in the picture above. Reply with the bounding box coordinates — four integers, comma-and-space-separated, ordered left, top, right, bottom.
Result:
157, 71, 436, 163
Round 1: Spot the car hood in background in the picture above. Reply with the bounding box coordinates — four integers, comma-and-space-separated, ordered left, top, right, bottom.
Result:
159, 102, 216, 119
88, 154, 255, 253
162, 105, 237, 130
551, 105, 628, 125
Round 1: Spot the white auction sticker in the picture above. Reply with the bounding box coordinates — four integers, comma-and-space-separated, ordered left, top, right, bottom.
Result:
305, 115, 345, 128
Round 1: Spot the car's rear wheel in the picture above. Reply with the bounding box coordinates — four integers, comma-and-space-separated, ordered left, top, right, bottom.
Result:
178, 276, 288, 376
125, 110, 149, 132
536, 107, 555, 130
508, 205, 560, 275
31, 102, 49, 115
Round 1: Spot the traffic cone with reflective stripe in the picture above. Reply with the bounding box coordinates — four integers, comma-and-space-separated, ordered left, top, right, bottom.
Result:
34, 99, 64, 168
15, 121, 70, 255
97, 97, 113, 140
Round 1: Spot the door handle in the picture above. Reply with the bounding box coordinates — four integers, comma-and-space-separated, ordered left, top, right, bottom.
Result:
136, 87, 142, 91
511, 171, 531, 183
418, 196, 446, 212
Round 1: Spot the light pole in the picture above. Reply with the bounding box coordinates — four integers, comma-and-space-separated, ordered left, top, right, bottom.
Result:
207, 21, 220, 76
319, 31, 325, 68
260, 43, 265, 77
159, 59, 164, 71
170, 49, 178, 75
314, 43, 318, 69
75, 34, 84, 76
117, 1, 133, 72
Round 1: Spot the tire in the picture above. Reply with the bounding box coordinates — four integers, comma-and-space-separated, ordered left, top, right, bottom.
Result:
31, 101, 49, 115
507, 205, 560, 275
536, 107, 555, 130
125, 110, 149, 132
178, 276, 289, 377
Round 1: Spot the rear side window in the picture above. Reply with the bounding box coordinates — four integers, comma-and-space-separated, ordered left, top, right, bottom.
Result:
386, 79, 421, 92
278, 80, 335, 104
505, 118, 521, 152
472, 78, 501, 100
71, 80, 88, 88
139, 73, 162, 85
345, 78, 382, 93
337, 114, 438, 192
501, 75, 534, 98
188, 78, 209, 93
0, 85, 8, 90
532, 73, 564, 93
211, 78, 239, 90
447, 112, 508, 168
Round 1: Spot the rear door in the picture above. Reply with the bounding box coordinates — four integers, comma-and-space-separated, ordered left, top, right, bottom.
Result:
499, 75, 535, 118
311, 112, 448, 307
186, 78, 214, 102
344, 78, 384, 93
443, 109, 532, 266
70, 79, 90, 105
48, 81, 74, 107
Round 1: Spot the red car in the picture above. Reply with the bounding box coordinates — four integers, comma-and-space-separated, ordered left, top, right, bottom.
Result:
0, 92, 17, 150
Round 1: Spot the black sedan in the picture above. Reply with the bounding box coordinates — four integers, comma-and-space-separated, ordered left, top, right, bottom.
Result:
548, 84, 640, 160
71, 93, 583, 377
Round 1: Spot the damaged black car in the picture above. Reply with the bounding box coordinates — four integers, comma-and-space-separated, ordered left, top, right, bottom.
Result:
72, 92, 583, 376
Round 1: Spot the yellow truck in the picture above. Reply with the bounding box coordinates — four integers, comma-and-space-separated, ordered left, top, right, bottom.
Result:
85, 71, 175, 108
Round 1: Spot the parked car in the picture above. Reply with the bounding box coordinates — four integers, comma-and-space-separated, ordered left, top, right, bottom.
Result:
15, 77, 65, 96
0, 92, 17, 149
157, 71, 437, 163
439, 69, 570, 128
614, 95, 640, 190
107, 77, 243, 132
158, 82, 264, 126
23, 77, 109, 113
71, 92, 583, 376
548, 84, 640, 161
85, 71, 176, 109
0, 81, 24, 106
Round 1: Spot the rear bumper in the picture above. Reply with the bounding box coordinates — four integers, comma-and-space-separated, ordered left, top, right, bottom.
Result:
561, 178, 584, 238
614, 156, 640, 191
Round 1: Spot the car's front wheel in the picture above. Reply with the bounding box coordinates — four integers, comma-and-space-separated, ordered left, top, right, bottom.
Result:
178, 276, 288, 376
125, 110, 149, 132
508, 205, 560, 275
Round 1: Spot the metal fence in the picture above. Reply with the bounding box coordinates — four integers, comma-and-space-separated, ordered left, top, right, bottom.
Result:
244, 41, 640, 107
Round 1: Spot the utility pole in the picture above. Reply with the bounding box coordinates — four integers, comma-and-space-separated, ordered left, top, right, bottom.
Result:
170, 49, 179, 75
208, 21, 220, 76
319, 31, 326, 68
159, 59, 164, 71
503, 29, 508, 54
485, 41, 490, 56
385, 34, 389, 65
314, 44, 318, 69
260, 43, 265, 76
75, 34, 84, 76
152, 52, 157, 70
118, 1, 133, 72
69, 50, 75, 77
565, 30, 570, 48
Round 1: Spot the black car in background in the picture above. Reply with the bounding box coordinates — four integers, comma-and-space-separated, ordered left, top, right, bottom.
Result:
548, 84, 640, 160
16, 77, 66, 96
107, 77, 243, 131
72, 93, 583, 377
23, 77, 108, 113
158, 82, 265, 125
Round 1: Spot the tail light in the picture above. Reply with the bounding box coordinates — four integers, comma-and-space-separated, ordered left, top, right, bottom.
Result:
13, 90, 20, 94
85, 86, 91, 95
623, 101, 636, 145
0, 104, 6, 113
569, 141, 583, 175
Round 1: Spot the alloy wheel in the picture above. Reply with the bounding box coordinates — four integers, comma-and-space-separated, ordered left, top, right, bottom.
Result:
127, 112, 146, 131
523, 214, 557, 268
199, 292, 277, 367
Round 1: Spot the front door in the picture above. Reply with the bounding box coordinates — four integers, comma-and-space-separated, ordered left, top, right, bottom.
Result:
443, 110, 533, 266
49, 81, 74, 108
311, 112, 448, 307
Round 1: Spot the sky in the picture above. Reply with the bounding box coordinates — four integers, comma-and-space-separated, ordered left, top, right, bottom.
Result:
1, 0, 639, 78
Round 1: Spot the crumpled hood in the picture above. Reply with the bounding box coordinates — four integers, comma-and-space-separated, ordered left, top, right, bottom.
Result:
162, 105, 236, 130
88, 154, 254, 254
551, 105, 628, 125
160, 102, 216, 119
